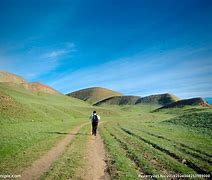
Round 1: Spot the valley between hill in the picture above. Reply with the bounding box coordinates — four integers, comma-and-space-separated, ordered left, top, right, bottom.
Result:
0, 71, 211, 180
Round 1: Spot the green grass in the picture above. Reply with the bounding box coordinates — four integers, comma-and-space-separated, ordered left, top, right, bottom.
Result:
164, 111, 212, 129
0, 83, 113, 174
100, 105, 212, 179
0, 120, 84, 174
41, 125, 90, 180
100, 124, 140, 180
1, 82, 212, 179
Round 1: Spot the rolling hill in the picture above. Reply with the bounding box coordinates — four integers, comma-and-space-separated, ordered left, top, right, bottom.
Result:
0, 71, 60, 95
29, 82, 61, 95
0, 83, 89, 121
0, 71, 125, 123
0, 72, 120, 174
0, 71, 27, 84
67, 87, 123, 104
94, 95, 141, 106
157, 97, 211, 110
135, 93, 179, 106
1, 71, 211, 178
0, 80, 92, 122
94, 93, 179, 106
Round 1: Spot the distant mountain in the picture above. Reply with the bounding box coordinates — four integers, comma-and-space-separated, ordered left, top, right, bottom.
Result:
94, 96, 141, 106
157, 97, 210, 110
67, 87, 123, 104
95, 93, 179, 106
135, 93, 179, 106
0, 71, 61, 95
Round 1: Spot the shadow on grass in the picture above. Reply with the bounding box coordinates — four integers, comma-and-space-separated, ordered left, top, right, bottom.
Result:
42, 132, 90, 136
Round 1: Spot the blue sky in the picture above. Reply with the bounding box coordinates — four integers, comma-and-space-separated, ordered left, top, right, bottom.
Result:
0, 0, 211, 98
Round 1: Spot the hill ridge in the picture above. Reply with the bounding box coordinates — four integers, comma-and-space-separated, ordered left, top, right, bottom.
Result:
0, 71, 27, 84
135, 93, 179, 105
157, 97, 211, 110
0, 71, 60, 95
94, 95, 141, 106
67, 87, 123, 104
94, 93, 179, 106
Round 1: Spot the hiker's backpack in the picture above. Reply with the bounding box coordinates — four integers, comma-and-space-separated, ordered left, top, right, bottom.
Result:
92, 114, 99, 123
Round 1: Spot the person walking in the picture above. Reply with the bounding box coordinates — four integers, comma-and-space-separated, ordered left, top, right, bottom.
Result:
90, 111, 100, 136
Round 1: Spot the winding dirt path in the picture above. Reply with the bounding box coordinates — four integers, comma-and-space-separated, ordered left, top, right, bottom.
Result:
80, 131, 110, 180
21, 122, 110, 180
21, 123, 87, 180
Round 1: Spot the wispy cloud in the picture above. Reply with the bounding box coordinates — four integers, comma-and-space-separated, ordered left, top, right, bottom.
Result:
0, 41, 76, 80
43, 42, 76, 59
49, 46, 212, 98
44, 50, 69, 58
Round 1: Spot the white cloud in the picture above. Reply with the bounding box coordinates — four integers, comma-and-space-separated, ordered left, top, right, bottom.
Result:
44, 49, 69, 58
0, 42, 76, 81
49, 47, 212, 98
43, 42, 76, 59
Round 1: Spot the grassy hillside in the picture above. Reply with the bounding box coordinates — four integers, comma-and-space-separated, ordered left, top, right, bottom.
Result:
94, 96, 141, 106
165, 112, 212, 130
135, 93, 179, 106
1, 73, 211, 179
0, 71, 27, 84
94, 93, 179, 107
67, 87, 123, 104
0, 83, 116, 174
157, 97, 209, 110
0, 71, 60, 95
99, 106, 212, 179
29, 82, 62, 95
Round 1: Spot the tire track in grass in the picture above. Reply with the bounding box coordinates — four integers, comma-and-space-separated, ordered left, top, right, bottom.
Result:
104, 128, 156, 179
113, 127, 190, 176
175, 146, 212, 164
100, 126, 140, 179
132, 127, 212, 161
120, 127, 211, 176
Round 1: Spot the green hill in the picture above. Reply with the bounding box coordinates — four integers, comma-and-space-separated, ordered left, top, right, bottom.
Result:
95, 93, 179, 106
1, 71, 211, 178
0, 82, 92, 123
0, 71, 61, 95
0, 79, 119, 174
94, 95, 141, 106
135, 93, 179, 106
0, 81, 88, 173
157, 97, 209, 110
67, 87, 123, 105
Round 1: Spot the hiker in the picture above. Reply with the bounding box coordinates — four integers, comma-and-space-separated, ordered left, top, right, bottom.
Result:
90, 111, 100, 136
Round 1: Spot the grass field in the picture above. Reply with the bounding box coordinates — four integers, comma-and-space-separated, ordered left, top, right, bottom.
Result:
99, 105, 212, 179
0, 83, 114, 175
41, 125, 90, 180
0, 83, 211, 179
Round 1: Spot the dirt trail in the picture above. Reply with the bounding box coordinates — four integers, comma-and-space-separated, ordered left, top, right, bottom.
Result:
81, 131, 110, 180
21, 123, 87, 180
